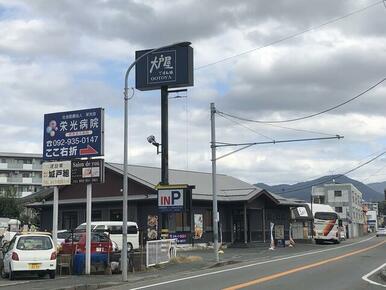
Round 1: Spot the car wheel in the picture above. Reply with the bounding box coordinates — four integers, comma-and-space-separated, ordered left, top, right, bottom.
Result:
127, 242, 133, 252
49, 270, 56, 279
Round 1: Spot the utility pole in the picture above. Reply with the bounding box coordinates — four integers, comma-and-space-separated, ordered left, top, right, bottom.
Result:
210, 102, 219, 263
209, 104, 343, 259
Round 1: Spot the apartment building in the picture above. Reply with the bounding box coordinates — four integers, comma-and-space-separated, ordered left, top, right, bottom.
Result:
312, 182, 365, 238
0, 153, 43, 198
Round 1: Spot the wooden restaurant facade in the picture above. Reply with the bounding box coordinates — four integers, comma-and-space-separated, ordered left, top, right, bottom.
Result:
26, 163, 312, 245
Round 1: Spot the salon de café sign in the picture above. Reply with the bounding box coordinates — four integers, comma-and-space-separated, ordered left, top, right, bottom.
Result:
135, 44, 194, 91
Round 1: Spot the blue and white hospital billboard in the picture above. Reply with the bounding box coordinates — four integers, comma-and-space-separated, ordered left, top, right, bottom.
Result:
43, 108, 104, 160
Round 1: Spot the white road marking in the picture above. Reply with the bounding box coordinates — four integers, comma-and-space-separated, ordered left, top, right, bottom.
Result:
0, 281, 31, 288
130, 236, 376, 290
362, 262, 386, 288
0, 276, 68, 288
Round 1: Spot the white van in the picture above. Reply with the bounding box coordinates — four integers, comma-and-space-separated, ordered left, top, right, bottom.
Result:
75, 221, 139, 252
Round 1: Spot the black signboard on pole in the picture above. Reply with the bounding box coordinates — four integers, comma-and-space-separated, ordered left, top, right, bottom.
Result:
135, 45, 193, 91
71, 159, 105, 184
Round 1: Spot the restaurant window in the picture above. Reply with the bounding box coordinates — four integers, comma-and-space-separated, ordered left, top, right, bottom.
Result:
203, 209, 212, 231
62, 211, 78, 230
168, 212, 190, 232
110, 209, 122, 221
92, 210, 102, 221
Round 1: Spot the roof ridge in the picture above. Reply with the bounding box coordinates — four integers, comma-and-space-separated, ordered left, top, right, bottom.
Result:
106, 162, 229, 177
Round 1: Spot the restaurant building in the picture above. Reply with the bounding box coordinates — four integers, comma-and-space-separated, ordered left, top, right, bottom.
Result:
27, 163, 310, 245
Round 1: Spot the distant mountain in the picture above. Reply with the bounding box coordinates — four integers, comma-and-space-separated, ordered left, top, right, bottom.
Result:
367, 181, 386, 195
256, 175, 384, 202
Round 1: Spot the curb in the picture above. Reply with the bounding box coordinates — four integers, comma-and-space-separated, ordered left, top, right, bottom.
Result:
56, 282, 124, 290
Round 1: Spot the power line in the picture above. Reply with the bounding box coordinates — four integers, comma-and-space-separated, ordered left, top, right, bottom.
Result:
279, 150, 386, 194
271, 148, 386, 185
217, 112, 274, 141
217, 111, 338, 137
359, 160, 386, 183
196, 1, 384, 70
218, 77, 386, 124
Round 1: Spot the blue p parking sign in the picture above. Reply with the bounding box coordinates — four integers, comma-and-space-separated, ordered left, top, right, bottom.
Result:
43, 108, 104, 160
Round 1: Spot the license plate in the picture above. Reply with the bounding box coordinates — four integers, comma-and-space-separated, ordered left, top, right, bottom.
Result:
96, 247, 102, 252
28, 263, 41, 270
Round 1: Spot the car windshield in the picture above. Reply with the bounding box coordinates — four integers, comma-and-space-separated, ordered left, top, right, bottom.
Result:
16, 236, 53, 250
65, 233, 82, 242
314, 212, 338, 220
75, 225, 86, 232
58, 231, 71, 239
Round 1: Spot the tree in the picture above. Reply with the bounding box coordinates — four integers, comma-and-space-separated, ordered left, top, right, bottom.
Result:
0, 187, 22, 219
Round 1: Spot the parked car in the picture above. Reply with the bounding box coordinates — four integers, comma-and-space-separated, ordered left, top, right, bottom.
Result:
75, 221, 139, 252
376, 228, 386, 237
1, 232, 56, 280
60, 232, 113, 254
57, 230, 71, 244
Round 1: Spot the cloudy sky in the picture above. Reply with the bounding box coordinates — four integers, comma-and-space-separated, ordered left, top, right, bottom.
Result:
0, 0, 385, 185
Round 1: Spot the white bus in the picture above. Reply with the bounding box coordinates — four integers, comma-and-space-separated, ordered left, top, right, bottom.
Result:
75, 221, 139, 252
308, 204, 341, 244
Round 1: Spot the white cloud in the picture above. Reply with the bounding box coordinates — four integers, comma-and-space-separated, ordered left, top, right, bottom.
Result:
0, 0, 385, 188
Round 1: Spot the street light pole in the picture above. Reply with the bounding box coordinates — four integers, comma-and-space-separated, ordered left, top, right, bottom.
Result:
122, 41, 191, 281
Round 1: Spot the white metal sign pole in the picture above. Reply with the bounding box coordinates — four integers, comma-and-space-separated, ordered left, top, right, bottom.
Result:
52, 186, 59, 248
85, 183, 92, 275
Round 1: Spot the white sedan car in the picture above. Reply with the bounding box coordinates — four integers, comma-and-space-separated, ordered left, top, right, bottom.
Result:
1, 233, 57, 280
376, 228, 386, 237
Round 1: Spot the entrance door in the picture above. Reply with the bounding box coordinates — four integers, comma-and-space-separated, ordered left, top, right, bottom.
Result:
232, 214, 245, 243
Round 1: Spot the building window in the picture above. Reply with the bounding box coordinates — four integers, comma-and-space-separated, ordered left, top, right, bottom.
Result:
92, 210, 102, 221
62, 211, 78, 230
334, 190, 342, 197
110, 209, 122, 221
22, 172, 31, 178
24, 159, 32, 164
313, 196, 325, 204
335, 207, 343, 213
0, 159, 6, 163
175, 212, 190, 232
203, 209, 213, 231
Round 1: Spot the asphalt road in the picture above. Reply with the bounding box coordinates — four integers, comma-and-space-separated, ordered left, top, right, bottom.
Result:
122, 236, 386, 290
1, 236, 385, 290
